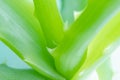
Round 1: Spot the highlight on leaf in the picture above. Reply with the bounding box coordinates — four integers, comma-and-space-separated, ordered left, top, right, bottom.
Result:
0, 0, 120, 80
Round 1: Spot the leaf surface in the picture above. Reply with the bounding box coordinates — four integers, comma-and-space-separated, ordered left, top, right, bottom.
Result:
53, 0, 120, 79
0, 0, 65, 79
33, 0, 64, 48
97, 58, 113, 80
72, 11, 120, 80
0, 64, 48, 80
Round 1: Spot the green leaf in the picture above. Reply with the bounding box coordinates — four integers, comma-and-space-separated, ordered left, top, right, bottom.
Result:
0, 64, 48, 80
61, 0, 87, 25
72, 11, 120, 80
53, 0, 120, 79
33, 0, 64, 48
97, 58, 113, 80
0, 0, 65, 80
0, 41, 30, 69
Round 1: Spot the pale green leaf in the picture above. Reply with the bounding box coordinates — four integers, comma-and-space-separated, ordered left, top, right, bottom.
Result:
53, 0, 120, 79
0, 0, 65, 80
97, 58, 113, 80
0, 41, 30, 69
33, 0, 64, 48
72, 11, 120, 80
0, 64, 48, 80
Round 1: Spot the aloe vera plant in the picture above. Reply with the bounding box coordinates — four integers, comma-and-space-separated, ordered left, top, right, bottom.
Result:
0, 0, 120, 80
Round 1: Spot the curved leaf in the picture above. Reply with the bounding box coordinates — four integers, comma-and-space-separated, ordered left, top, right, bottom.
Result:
0, 64, 48, 80
72, 11, 120, 80
33, 0, 64, 48
0, 0, 65, 80
0, 41, 30, 69
53, 0, 120, 79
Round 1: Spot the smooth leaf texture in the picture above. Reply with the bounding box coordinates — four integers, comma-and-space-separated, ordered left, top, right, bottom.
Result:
53, 0, 120, 79
73, 40, 120, 80
97, 58, 113, 80
33, 0, 64, 48
72, 11, 120, 80
0, 64, 48, 80
0, 0, 65, 80
61, 0, 87, 25
0, 41, 30, 69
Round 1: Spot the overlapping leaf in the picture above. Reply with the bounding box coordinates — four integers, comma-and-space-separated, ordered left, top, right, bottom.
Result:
53, 0, 120, 79
0, 41, 30, 69
0, 0, 120, 80
0, 0, 65, 79
33, 0, 64, 48
0, 64, 48, 80
72, 11, 120, 80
